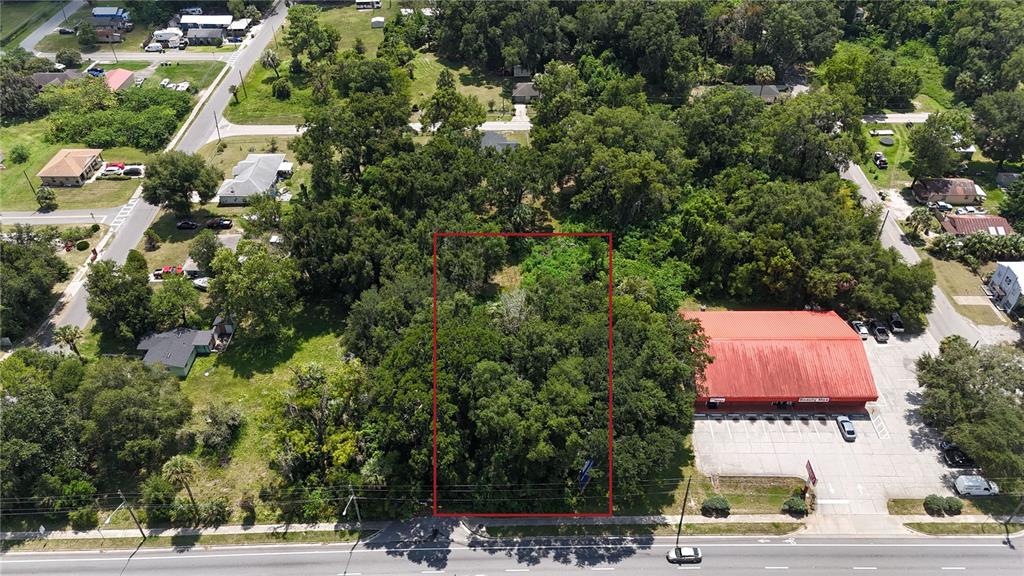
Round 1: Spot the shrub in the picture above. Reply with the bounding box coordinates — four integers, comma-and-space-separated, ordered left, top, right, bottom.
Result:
199, 496, 232, 527
701, 495, 731, 518
9, 144, 30, 164
140, 475, 176, 525
69, 506, 99, 531
924, 494, 946, 516
56, 49, 82, 68
90, 223, 101, 234
35, 186, 58, 211
197, 403, 244, 457
272, 77, 291, 100
144, 229, 161, 251
59, 226, 92, 243
75, 240, 89, 251
943, 496, 963, 516
782, 496, 808, 517
170, 496, 197, 526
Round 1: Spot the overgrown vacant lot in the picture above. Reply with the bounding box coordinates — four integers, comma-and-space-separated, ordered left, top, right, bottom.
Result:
0, 119, 148, 211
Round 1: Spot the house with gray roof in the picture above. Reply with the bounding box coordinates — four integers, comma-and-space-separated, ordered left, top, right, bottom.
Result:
481, 131, 519, 152
137, 328, 214, 377
512, 81, 541, 104
217, 153, 292, 206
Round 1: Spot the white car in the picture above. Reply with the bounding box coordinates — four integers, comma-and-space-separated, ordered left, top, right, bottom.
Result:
101, 166, 122, 176
667, 547, 702, 564
175, 81, 190, 91
165, 83, 177, 90
159, 78, 170, 87
144, 42, 164, 53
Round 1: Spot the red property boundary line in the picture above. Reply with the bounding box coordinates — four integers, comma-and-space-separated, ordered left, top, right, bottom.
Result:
432, 231, 614, 518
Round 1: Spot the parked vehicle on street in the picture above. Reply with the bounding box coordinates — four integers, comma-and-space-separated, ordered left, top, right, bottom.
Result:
206, 217, 233, 229
867, 319, 890, 343
144, 42, 164, 53
836, 416, 857, 441
176, 220, 198, 230
666, 547, 702, 564
888, 312, 905, 333
849, 320, 869, 340
954, 475, 999, 496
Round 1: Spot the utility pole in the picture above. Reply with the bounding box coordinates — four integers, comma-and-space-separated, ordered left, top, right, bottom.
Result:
877, 209, 889, 241
23, 171, 36, 194
238, 69, 247, 98
118, 489, 146, 540
110, 40, 119, 63
213, 111, 223, 142
675, 476, 692, 548
343, 484, 362, 525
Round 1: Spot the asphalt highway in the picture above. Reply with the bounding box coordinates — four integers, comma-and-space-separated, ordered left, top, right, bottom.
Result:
2, 535, 1021, 576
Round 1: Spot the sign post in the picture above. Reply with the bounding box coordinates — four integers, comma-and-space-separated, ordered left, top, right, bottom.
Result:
578, 459, 594, 494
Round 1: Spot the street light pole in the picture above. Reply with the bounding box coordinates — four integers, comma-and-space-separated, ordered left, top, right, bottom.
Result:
675, 476, 692, 548
213, 111, 223, 142
238, 69, 247, 97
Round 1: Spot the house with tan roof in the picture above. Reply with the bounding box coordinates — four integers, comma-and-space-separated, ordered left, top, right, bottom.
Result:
36, 148, 103, 187
913, 178, 985, 205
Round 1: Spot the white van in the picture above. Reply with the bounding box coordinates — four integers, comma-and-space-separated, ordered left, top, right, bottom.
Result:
144, 42, 164, 53
954, 475, 999, 497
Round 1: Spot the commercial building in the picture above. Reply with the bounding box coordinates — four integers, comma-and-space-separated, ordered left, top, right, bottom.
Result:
683, 310, 878, 414
989, 262, 1024, 315
36, 148, 103, 187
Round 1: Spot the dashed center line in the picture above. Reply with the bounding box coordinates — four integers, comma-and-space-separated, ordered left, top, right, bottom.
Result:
940, 568, 966, 571
591, 569, 615, 572
764, 568, 789, 571
852, 568, 877, 571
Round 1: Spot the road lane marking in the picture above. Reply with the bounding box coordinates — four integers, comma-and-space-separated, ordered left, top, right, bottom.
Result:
852, 568, 877, 570
591, 568, 614, 571
421, 571, 444, 574
676, 568, 701, 571
764, 568, 789, 570
940, 568, 965, 571
505, 570, 530, 573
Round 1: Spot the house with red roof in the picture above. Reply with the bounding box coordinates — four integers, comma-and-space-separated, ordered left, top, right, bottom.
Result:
940, 215, 1015, 237
682, 310, 878, 414
104, 68, 135, 91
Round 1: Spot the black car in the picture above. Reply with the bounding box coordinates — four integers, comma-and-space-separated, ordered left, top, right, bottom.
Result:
58, 27, 76, 35
867, 319, 890, 343
940, 441, 978, 469
889, 312, 905, 333
206, 217, 233, 230
176, 220, 198, 230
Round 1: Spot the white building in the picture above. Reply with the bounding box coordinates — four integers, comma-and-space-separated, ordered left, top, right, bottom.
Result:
180, 14, 233, 29
217, 154, 292, 206
989, 262, 1024, 315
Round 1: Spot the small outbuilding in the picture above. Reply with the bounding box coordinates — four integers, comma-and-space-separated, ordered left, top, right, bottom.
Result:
179, 14, 233, 29
104, 68, 135, 91
370, 16, 385, 28
512, 81, 541, 104
683, 310, 878, 414
227, 18, 252, 35
36, 148, 103, 187
989, 262, 1024, 315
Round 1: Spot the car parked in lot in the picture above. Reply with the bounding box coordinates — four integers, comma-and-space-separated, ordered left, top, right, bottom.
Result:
889, 312, 905, 333
206, 217, 233, 230
939, 441, 978, 469
176, 220, 198, 230
666, 547, 702, 564
122, 165, 144, 177
849, 320, 869, 340
836, 416, 857, 442
101, 166, 122, 176
936, 201, 953, 212
867, 319, 890, 343
954, 475, 999, 497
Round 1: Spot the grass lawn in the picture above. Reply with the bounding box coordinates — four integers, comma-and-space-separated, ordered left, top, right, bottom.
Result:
485, 522, 802, 538
181, 305, 349, 523
964, 152, 1024, 212
1, 529, 369, 553
0, 118, 149, 211
906, 522, 1024, 536
895, 40, 954, 110
135, 206, 248, 270
916, 251, 1006, 325
147, 60, 226, 91
409, 52, 507, 108
0, 0, 66, 48
888, 495, 1021, 517
197, 135, 311, 200
35, 1, 154, 53
862, 123, 913, 190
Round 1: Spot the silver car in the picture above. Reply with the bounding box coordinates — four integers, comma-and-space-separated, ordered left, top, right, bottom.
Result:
667, 546, 702, 564
836, 416, 856, 442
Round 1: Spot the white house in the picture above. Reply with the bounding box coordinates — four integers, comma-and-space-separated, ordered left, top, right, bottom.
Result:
989, 262, 1024, 315
179, 14, 233, 29
217, 153, 292, 206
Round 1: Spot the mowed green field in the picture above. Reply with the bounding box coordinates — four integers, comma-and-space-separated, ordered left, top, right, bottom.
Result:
34, 1, 153, 53
0, 0, 66, 47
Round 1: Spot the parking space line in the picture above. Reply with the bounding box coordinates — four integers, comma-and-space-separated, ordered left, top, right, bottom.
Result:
726, 419, 734, 440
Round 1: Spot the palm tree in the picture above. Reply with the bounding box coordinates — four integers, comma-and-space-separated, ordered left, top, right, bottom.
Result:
906, 206, 934, 236
260, 49, 280, 78
162, 455, 198, 518
754, 65, 775, 99
54, 325, 83, 361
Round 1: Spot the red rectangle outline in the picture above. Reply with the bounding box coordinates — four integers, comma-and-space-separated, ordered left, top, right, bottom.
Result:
432, 231, 614, 517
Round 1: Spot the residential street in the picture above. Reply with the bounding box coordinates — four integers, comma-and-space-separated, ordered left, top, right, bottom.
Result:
18, 0, 87, 52
2, 535, 1021, 576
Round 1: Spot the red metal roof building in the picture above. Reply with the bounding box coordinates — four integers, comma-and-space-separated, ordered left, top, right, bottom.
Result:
683, 310, 878, 414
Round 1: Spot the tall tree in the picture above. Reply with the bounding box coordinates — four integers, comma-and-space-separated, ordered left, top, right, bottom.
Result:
260, 49, 281, 78
209, 240, 299, 339
162, 455, 199, 516
754, 65, 775, 98
142, 151, 221, 215
85, 250, 153, 340
908, 109, 974, 185
188, 230, 222, 275
151, 274, 201, 330
54, 325, 84, 361
972, 91, 1024, 169
419, 70, 486, 133
0, 236, 70, 340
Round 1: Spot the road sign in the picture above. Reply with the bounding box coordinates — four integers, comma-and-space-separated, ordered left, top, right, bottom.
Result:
806, 460, 818, 486
578, 459, 594, 492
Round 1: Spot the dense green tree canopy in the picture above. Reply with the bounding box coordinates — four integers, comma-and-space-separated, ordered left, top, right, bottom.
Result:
85, 250, 153, 340
142, 152, 221, 215
1, 233, 71, 341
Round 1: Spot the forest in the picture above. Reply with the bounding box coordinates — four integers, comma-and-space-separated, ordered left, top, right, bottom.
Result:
6, 0, 1023, 524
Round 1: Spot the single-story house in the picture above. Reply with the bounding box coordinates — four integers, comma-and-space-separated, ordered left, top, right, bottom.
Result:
481, 131, 519, 152
186, 27, 225, 45
31, 70, 83, 90
997, 172, 1021, 189
684, 310, 878, 414
370, 16, 385, 28
989, 262, 1024, 315
137, 328, 214, 377
91, 6, 131, 29
104, 68, 135, 91
36, 148, 103, 187
179, 14, 233, 30
95, 28, 124, 43
227, 18, 252, 35
914, 178, 982, 205
739, 84, 787, 103
941, 214, 1015, 236
217, 153, 291, 205
512, 81, 541, 104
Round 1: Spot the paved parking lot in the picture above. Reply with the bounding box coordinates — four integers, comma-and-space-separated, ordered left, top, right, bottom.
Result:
693, 333, 956, 516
